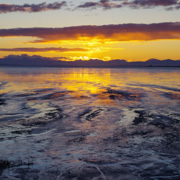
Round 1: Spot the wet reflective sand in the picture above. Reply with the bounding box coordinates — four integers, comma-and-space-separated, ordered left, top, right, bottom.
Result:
0, 67, 180, 179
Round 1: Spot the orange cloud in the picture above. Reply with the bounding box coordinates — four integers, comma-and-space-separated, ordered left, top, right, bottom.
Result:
0, 23, 180, 43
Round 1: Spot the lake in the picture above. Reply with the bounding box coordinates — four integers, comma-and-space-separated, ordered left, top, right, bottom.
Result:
0, 67, 180, 179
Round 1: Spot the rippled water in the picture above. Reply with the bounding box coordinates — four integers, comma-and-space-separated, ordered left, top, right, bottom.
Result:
0, 67, 180, 179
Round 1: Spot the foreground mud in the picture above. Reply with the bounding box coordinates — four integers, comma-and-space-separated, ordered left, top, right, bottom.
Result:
0, 67, 180, 179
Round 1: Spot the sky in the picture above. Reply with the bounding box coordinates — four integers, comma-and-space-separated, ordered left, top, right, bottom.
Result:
0, 0, 180, 61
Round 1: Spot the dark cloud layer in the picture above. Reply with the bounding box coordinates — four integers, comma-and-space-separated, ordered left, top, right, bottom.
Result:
78, 0, 180, 10
0, 2, 66, 13
78, 0, 122, 9
0, 23, 180, 42
123, 0, 180, 8
0, 47, 88, 52
0, 0, 179, 13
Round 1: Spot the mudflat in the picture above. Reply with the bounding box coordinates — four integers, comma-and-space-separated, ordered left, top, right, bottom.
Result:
0, 67, 180, 179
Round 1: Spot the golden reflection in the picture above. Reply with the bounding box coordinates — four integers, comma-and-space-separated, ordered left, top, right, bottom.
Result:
0, 68, 180, 101
60, 69, 111, 94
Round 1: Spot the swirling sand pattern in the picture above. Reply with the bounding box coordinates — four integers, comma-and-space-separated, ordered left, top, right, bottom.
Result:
0, 67, 180, 179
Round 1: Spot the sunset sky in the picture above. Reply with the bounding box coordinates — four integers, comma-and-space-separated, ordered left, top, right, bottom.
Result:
0, 0, 180, 61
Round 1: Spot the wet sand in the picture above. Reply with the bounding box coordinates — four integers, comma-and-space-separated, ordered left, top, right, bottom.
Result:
0, 67, 180, 179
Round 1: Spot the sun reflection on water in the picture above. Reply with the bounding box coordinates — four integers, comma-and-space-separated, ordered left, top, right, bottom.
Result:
0, 67, 179, 96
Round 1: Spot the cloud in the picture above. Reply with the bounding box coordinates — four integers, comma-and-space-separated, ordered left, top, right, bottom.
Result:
122, 0, 180, 8
78, 2, 99, 8
0, 2, 66, 13
1, 0, 179, 12
78, 0, 122, 10
77, 0, 180, 10
0, 23, 180, 43
0, 47, 88, 52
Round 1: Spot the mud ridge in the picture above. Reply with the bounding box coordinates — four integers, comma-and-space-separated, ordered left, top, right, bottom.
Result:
86, 109, 103, 121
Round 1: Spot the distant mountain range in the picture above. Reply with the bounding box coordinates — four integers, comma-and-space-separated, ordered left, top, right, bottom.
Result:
0, 54, 180, 67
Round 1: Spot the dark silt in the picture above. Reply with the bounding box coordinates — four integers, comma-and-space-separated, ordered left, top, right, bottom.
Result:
0, 67, 180, 179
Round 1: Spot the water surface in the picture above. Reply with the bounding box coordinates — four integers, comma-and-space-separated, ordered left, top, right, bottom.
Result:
0, 67, 180, 179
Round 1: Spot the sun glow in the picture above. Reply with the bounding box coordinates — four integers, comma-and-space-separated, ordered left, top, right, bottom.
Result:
1, 35, 180, 61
